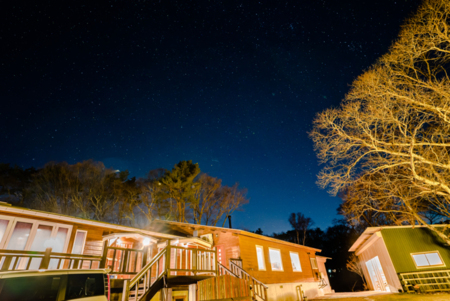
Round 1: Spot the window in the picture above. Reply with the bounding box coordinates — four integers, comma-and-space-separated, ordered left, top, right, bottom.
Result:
269, 248, 283, 271
290, 252, 302, 272
66, 273, 105, 299
412, 252, 444, 267
256, 245, 265, 270
72, 230, 87, 254
310, 257, 318, 269
0, 275, 62, 301
0, 215, 72, 253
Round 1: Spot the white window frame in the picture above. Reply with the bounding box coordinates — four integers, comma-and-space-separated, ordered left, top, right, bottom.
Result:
289, 251, 302, 272
0, 214, 72, 253
268, 248, 283, 271
0, 215, 15, 249
310, 257, 318, 269
255, 245, 266, 271
72, 230, 88, 255
411, 251, 445, 268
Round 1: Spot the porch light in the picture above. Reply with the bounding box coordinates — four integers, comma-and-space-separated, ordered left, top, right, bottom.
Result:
143, 238, 151, 246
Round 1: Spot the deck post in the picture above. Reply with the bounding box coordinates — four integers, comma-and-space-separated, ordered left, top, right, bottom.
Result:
192, 249, 197, 276
165, 244, 171, 275
39, 248, 52, 270
122, 279, 130, 301
1, 256, 12, 271
99, 240, 109, 269
142, 245, 149, 267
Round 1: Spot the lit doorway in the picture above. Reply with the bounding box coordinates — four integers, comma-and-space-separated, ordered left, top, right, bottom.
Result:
366, 256, 390, 292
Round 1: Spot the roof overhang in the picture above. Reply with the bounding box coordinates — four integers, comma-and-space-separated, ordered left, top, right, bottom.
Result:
102, 232, 158, 244
0, 204, 182, 240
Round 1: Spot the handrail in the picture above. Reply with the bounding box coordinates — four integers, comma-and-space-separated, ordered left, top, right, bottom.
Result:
0, 248, 102, 271
229, 261, 268, 289
229, 260, 268, 301
0, 249, 101, 259
217, 262, 236, 276
129, 246, 167, 288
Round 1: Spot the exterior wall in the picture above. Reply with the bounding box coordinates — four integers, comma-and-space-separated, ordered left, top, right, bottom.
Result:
238, 233, 317, 284
211, 231, 240, 268
0, 209, 148, 257
357, 235, 402, 292
381, 227, 450, 274
316, 257, 332, 294
265, 281, 324, 301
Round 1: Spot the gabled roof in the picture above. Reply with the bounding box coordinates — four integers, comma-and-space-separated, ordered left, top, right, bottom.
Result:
147, 219, 322, 252
348, 225, 448, 252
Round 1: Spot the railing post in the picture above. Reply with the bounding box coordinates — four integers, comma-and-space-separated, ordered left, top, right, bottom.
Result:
142, 246, 149, 267
193, 249, 197, 276
39, 248, 52, 270
99, 240, 109, 269
1, 256, 12, 271
122, 279, 130, 301
165, 245, 171, 275
121, 250, 130, 274
214, 248, 218, 276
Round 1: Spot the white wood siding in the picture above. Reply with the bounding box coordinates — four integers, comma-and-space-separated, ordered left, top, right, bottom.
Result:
357, 236, 402, 292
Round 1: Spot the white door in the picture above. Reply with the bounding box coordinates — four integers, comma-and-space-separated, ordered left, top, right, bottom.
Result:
366, 256, 390, 292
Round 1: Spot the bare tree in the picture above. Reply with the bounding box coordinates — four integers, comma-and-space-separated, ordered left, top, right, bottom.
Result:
346, 254, 368, 291
191, 174, 222, 224
310, 0, 450, 243
135, 168, 168, 224
288, 212, 314, 245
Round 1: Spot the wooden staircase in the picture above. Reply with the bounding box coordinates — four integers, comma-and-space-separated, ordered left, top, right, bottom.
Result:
122, 247, 167, 301
218, 260, 268, 301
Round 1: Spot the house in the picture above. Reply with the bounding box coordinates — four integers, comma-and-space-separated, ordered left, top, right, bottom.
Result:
147, 220, 333, 300
349, 225, 450, 293
0, 201, 332, 301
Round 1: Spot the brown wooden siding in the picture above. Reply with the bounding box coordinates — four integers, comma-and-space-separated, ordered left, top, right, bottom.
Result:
357, 236, 402, 291
238, 234, 317, 284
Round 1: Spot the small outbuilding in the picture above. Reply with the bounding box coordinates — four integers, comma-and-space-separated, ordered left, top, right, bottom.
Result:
349, 225, 450, 293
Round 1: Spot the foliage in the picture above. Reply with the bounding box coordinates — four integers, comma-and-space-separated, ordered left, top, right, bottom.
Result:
0, 163, 37, 205
310, 0, 450, 243
0, 159, 249, 227
159, 160, 201, 222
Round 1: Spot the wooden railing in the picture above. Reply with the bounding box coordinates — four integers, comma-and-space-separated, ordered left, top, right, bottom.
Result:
122, 247, 167, 301
217, 262, 235, 276
122, 245, 218, 301
168, 246, 217, 276
0, 248, 102, 271
229, 260, 268, 301
106, 246, 147, 275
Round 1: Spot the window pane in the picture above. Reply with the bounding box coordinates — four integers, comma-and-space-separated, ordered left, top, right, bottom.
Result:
53, 227, 69, 252
66, 274, 105, 299
426, 253, 443, 266
30, 225, 53, 251
269, 249, 283, 271
412, 254, 429, 267
0, 276, 61, 301
7, 222, 32, 250
290, 252, 302, 272
72, 231, 87, 254
256, 246, 265, 270
0, 219, 9, 244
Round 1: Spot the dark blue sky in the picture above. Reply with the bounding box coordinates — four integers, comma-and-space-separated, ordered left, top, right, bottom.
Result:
1, 0, 422, 233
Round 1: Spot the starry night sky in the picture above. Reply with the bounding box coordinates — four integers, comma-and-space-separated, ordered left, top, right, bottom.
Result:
1, 0, 422, 233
